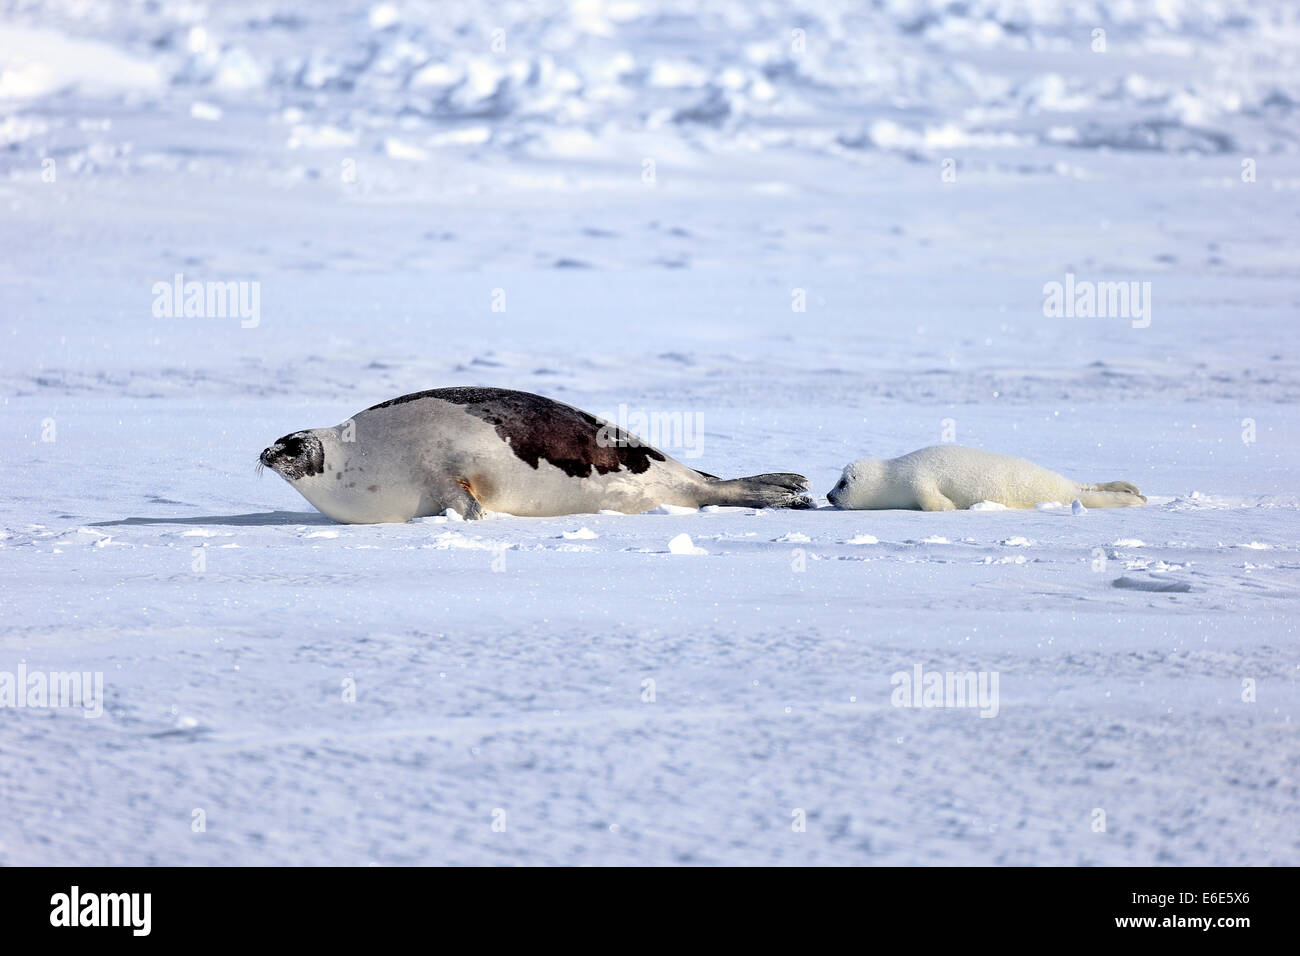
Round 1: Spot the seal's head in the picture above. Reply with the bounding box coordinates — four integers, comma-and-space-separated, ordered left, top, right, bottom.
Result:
826, 458, 887, 509
259, 430, 326, 482
258, 423, 422, 523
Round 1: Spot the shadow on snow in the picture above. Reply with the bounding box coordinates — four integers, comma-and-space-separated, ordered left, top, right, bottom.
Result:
90, 511, 334, 527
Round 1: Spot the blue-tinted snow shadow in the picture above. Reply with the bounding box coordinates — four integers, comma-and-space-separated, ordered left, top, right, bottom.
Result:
91, 511, 335, 527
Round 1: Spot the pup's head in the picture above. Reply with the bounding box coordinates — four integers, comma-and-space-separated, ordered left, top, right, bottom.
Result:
826, 458, 886, 509
258, 430, 326, 482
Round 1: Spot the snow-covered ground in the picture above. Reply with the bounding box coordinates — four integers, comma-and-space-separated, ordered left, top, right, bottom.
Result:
1, 1, 1297, 865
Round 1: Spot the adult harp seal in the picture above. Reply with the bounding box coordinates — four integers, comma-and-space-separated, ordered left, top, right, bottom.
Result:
260, 387, 812, 523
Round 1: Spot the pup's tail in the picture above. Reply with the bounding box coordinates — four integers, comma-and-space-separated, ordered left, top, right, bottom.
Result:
699, 473, 813, 509
1076, 480, 1147, 508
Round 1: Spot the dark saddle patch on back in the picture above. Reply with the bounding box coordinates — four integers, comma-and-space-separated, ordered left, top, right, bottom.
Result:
367, 387, 667, 478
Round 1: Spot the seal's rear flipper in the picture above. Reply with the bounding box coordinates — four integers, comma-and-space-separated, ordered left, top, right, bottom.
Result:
1092, 480, 1144, 498
1078, 481, 1146, 508
705, 473, 813, 509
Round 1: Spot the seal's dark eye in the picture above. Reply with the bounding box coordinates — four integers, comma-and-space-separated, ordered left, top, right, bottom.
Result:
277, 434, 304, 456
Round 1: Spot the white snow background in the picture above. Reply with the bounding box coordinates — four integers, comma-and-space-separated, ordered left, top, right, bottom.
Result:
1, 0, 1297, 864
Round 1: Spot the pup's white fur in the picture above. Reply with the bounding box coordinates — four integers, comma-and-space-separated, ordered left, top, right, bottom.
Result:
827, 445, 1145, 511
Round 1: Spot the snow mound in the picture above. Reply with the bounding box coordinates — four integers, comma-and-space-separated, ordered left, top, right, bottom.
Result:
667, 533, 706, 555
844, 534, 879, 545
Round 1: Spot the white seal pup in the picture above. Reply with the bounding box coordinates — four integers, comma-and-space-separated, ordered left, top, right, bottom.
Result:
826, 445, 1146, 511
259, 386, 812, 523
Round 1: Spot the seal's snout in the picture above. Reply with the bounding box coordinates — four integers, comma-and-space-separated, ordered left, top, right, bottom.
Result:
259, 431, 326, 482
826, 476, 848, 507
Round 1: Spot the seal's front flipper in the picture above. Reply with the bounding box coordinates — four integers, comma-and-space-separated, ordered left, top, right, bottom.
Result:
915, 488, 957, 511
418, 479, 485, 520
451, 479, 487, 520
